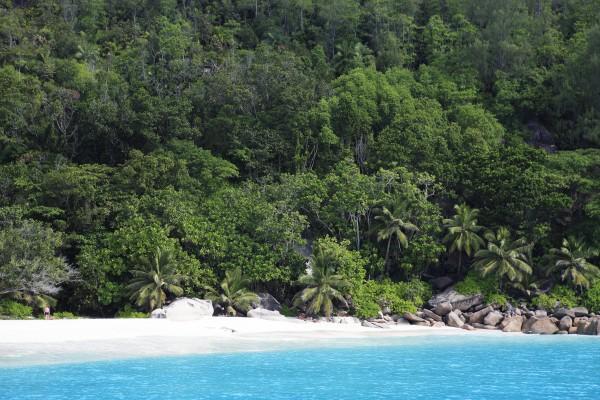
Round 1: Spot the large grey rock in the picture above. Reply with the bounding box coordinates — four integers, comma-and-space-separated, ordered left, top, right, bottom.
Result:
501, 316, 524, 332
522, 316, 559, 334
535, 310, 548, 317
576, 320, 591, 334
247, 308, 284, 320
251, 293, 282, 312
469, 306, 494, 324
165, 298, 214, 320
580, 318, 600, 335
446, 311, 464, 328
403, 312, 427, 324
433, 301, 453, 316
559, 316, 573, 331
430, 276, 454, 291
422, 308, 442, 322
553, 308, 576, 319
151, 308, 166, 319
431, 321, 446, 328
484, 311, 504, 326
572, 307, 589, 317
428, 288, 483, 311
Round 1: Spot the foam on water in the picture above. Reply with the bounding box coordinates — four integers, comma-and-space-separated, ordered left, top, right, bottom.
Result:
1, 334, 599, 399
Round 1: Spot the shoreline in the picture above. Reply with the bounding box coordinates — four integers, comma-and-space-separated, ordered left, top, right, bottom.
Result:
0, 317, 498, 367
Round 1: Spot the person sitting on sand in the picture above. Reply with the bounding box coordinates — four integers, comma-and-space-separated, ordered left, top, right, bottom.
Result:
44, 306, 51, 320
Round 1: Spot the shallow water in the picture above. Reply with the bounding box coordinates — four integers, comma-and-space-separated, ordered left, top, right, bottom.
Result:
1, 334, 599, 399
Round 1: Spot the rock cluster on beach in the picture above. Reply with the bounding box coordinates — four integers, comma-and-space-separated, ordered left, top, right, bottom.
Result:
392, 287, 600, 336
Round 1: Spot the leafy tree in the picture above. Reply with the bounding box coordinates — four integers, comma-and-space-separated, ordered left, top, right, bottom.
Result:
549, 237, 600, 292
205, 268, 258, 316
0, 218, 74, 299
473, 227, 533, 290
374, 206, 418, 276
127, 247, 184, 312
442, 204, 485, 273
293, 243, 350, 317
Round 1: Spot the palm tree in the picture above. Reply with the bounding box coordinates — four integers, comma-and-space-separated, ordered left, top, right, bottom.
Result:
374, 206, 419, 276
549, 237, 600, 292
205, 268, 258, 316
127, 247, 184, 312
473, 227, 533, 290
293, 245, 350, 318
443, 204, 485, 273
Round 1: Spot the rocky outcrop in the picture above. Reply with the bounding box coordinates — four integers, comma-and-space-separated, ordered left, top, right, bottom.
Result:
501, 316, 524, 332
468, 306, 493, 324
484, 311, 504, 326
522, 316, 559, 335
403, 312, 427, 324
251, 293, 282, 312
247, 308, 284, 320
422, 308, 442, 322
151, 308, 166, 319
164, 298, 214, 320
429, 288, 483, 312
553, 308, 576, 319
571, 307, 589, 317
433, 302, 453, 316
559, 316, 573, 331
446, 311, 464, 328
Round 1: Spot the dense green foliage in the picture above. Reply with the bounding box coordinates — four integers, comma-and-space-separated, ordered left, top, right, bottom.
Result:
0, 0, 598, 317
0, 299, 32, 319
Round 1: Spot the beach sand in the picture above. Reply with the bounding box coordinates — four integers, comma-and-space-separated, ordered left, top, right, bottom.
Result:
0, 317, 496, 366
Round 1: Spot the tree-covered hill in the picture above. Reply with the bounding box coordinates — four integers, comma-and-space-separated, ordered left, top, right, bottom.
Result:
0, 0, 599, 317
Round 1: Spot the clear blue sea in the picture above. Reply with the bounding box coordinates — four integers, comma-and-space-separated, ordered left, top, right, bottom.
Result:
1, 335, 599, 399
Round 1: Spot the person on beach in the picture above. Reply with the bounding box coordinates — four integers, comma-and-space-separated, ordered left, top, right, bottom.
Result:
44, 306, 51, 320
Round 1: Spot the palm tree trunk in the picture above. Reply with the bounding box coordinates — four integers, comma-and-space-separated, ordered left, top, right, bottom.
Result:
458, 251, 462, 274
385, 236, 392, 276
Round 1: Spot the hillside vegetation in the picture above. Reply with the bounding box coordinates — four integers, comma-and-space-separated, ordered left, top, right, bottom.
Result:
0, 0, 599, 317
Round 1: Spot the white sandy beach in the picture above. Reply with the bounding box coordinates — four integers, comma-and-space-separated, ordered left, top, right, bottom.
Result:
0, 317, 500, 367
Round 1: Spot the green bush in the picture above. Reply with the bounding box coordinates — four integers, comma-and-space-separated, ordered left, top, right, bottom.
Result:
53, 311, 77, 319
0, 300, 33, 319
280, 304, 299, 317
115, 305, 148, 318
532, 294, 556, 310
455, 272, 509, 305
548, 285, 579, 309
351, 280, 430, 319
584, 281, 600, 313
532, 285, 580, 310
486, 293, 508, 307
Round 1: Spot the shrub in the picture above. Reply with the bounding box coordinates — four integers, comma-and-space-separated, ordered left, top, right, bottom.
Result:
0, 300, 33, 319
115, 305, 148, 318
53, 311, 77, 319
486, 293, 508, 307
532, 294, 556, 310
548, 285, 579, 309
531, 285, 580, 310
280, 304, 299, 317
351, 280, 430, 319
455, 272, 509, 306
584, 281, 600, 313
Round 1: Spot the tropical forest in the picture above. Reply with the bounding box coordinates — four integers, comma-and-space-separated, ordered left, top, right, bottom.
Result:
1, 0, 599, 320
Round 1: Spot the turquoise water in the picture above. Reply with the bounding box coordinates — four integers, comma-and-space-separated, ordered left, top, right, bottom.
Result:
2, 335, 600, 399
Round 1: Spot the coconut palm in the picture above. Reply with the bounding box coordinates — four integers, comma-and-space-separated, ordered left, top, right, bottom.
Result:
473, 227, 533, 290
374, 206, 419, 276
127, 247, 183, 312
443, 204, 486, 273
293, 245, 350, 318
205, 268, 258, 316
549, 237, 600, 292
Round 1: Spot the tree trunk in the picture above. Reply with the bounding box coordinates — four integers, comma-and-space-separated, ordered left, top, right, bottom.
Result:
384, 236, 392, 276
